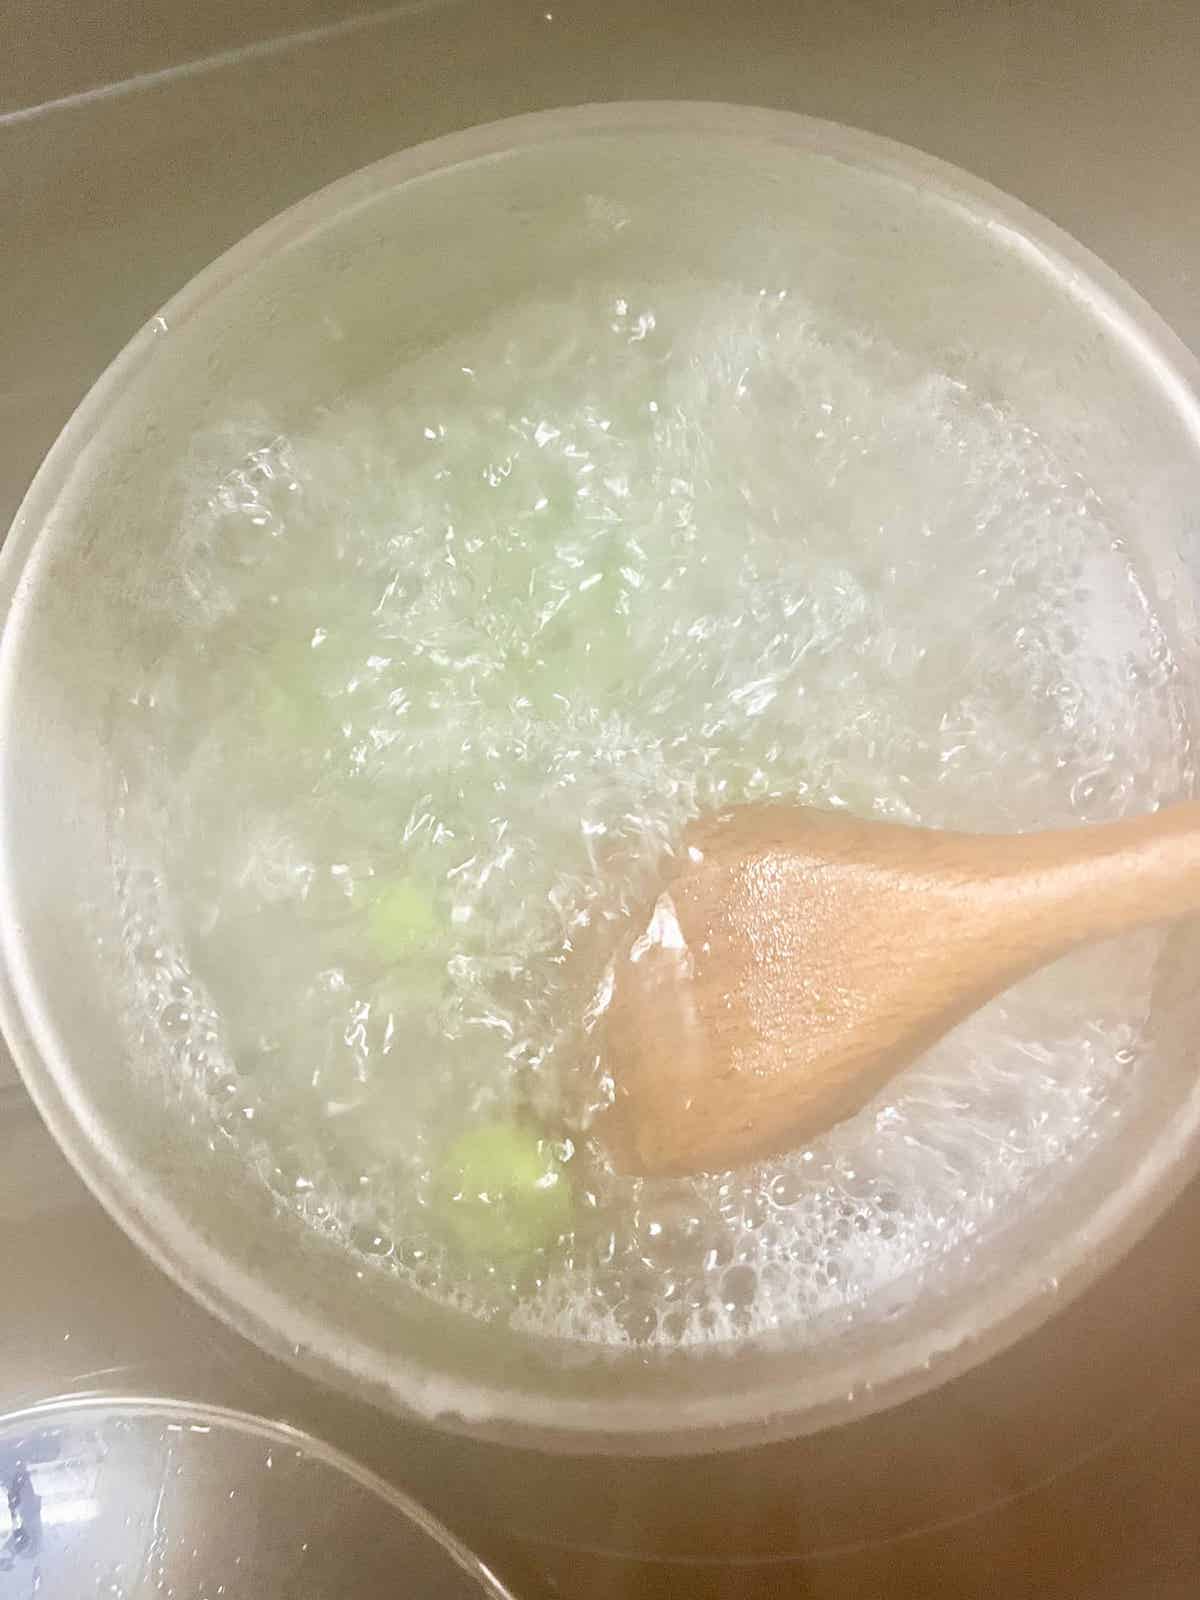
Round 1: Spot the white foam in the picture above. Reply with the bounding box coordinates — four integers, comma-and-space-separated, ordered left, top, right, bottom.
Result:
111, 278, 1192, 1349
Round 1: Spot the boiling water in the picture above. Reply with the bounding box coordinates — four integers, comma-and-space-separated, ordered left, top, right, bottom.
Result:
112, 280, 1193, 1348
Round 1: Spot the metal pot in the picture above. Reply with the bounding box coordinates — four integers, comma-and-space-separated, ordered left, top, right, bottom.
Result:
3, 103, 1200, 1457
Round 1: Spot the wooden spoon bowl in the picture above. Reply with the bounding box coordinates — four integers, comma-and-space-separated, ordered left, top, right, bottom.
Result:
603, 801, 1200, 1176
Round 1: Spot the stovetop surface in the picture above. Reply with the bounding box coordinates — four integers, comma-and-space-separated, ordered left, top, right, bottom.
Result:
4, 4, 1200, 1593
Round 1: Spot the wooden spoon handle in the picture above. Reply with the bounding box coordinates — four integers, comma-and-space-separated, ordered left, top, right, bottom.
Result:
965, 800, 1200, 968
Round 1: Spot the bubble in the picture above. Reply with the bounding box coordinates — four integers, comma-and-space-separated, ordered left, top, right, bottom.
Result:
350, 1224, 394, 1257
721, 1264, 758, 1312
768, 1170, 806, 1208
615, 1297, 659, 1344
158, 1001, 190, 1035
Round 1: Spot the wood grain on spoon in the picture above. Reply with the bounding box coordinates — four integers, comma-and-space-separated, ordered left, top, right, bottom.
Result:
603, 802, 1200, 1177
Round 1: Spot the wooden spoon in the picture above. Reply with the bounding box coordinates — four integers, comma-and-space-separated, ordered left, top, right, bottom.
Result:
602, 801, 1200, 1177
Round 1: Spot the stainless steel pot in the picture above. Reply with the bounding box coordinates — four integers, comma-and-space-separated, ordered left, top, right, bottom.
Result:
3, 103, 1200, 1456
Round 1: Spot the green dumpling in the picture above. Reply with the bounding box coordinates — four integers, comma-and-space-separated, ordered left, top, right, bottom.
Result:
434, 1121, 573, 1263
365, 879, 442, 960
